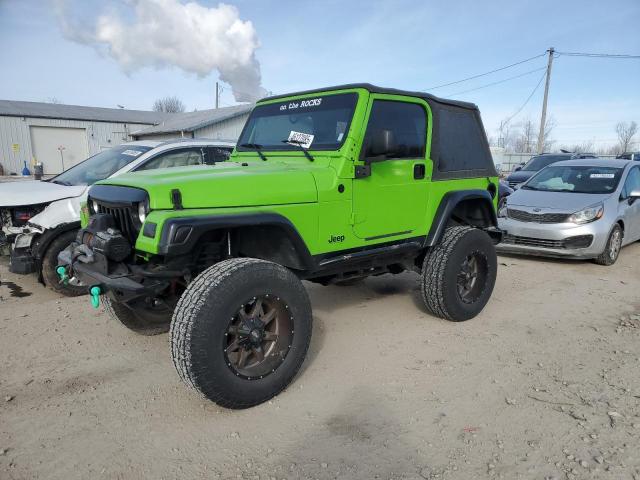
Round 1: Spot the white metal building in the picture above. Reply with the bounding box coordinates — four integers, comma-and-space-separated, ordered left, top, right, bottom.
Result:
131, 104, 253, 142
0, 100, 172, 175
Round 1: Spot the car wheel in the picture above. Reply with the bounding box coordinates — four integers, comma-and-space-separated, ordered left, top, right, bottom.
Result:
41, 230, 86, 297
420, 226, 497, 321
103, 295, 173, 336
593, 224, 622, 266
170, 258, 312, 409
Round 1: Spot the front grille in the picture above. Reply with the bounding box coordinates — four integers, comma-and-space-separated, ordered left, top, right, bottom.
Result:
96, 203, 139, 244
507, 208, 569, 224
503, 234, 593, 250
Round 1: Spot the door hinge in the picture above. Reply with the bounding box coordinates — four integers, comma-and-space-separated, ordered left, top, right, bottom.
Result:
355, 165, 371, 179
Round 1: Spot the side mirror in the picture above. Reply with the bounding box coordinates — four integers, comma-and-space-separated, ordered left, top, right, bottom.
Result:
365, 129, 396, 163
628, 189, 640, 204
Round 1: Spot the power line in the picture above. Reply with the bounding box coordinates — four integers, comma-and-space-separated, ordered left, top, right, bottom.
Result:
556, 51, 640, 59
501, 70, 548, 125
424, 52, 546, 91
447, 67, 547, 97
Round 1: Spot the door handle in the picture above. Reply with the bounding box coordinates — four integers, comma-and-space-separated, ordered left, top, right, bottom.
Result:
414, 163, 425, 180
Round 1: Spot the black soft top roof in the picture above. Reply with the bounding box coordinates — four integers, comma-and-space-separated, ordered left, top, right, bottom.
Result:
262, 83, 478, 111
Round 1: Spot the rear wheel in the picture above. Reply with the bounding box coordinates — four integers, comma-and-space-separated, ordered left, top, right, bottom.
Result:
103, 295, 174, 336
594, 224, 622, 266
421, 226, 497, 321
170, 258, 312, 409
42, 230, 85, 297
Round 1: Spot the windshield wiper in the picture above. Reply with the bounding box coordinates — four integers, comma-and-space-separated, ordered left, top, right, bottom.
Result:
521, 185, 538, 191
51, 180, 72, 186
281, 140, 314, 162
239, 143, 267, 161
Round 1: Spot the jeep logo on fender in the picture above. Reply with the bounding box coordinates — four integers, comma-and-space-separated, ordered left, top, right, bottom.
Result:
328, 234, 345, 244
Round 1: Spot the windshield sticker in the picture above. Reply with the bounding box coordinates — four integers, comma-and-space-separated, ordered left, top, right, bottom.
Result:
287, 131, 314, 149
122, 150, 144, 157
590, 173, 615, 179
279, 98, 323, 111
337, 132, 344, 142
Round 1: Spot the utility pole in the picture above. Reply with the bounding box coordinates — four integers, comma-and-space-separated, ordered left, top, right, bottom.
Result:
215, 81, 219, 109
536, 47, 555, 154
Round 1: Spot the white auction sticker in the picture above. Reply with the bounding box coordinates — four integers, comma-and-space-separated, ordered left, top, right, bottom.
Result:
287, 131, 314, 149
122, 150, 143, 157
590, 173, 614, 179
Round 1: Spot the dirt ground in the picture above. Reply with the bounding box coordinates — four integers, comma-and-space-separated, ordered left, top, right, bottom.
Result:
1, 245, 639, 480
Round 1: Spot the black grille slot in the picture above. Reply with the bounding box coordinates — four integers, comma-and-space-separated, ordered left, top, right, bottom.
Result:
96, 203, 139, 244
507, 208, 569, 224
503, 234, 565, 249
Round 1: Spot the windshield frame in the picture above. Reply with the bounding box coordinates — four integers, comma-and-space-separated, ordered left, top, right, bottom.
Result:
522, 164, 625, 194
236, 91, 360, 153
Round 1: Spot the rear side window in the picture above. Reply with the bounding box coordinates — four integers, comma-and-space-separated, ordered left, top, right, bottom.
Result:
204, 147, 233, 165
136, 148, 204, 171
436, 109, 491, 172
360, 100, 426, 160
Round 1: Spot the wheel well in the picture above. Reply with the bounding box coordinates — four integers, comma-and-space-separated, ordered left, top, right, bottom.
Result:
449, 198, 496, 229
617, 219, 625, 234
233, 224, 311, 271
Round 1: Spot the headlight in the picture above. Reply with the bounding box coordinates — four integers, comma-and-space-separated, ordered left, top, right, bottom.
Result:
568, 203, 604, 224
137, 199, 149, 223
498, 200, 508, 218
90, 199, 99, 214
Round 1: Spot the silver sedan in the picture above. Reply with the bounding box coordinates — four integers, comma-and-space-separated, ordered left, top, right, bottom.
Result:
497, 158, 640, 265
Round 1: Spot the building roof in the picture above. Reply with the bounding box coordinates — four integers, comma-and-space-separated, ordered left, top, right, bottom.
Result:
0, 99, 172, 125
262, 83, 478, 110
132, 104, 253, 136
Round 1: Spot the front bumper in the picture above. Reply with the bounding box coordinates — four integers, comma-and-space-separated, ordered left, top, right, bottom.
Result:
57, 241, 170, 303
497, 216, 609, 259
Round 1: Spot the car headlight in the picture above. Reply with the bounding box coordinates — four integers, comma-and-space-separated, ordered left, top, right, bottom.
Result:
498, 200, 508, 218
89, 199, 99, 214
137, 198, 149, 223
568, 203, 604, 224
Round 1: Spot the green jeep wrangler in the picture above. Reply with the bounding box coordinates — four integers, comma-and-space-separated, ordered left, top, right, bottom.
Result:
58, 84, 501, 409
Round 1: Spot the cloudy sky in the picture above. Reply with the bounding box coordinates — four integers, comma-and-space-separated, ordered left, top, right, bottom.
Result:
1, 0, 638, 149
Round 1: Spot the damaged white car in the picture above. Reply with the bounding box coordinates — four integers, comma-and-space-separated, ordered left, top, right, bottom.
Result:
0, 138, 235, 295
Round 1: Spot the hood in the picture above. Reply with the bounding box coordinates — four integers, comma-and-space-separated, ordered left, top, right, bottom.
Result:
0, 180, 86, 207
101, 161, 318, 209
505, 170, 535, 183
506, 189, 610, 212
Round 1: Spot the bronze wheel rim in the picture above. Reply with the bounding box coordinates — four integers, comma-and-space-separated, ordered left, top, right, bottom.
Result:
456, 251, 488, 304
223, 295, 293, 380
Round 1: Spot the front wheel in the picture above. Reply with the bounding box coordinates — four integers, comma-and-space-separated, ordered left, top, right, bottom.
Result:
42, 230, 85, 297
421, 226, 497, 321
593, 224, 622, 266
170, 258, 312, 409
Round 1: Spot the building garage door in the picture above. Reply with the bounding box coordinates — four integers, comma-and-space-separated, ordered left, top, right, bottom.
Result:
30, 126, 88, 175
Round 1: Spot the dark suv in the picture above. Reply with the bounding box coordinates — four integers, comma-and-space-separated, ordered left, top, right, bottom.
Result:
505, 153, 597, 188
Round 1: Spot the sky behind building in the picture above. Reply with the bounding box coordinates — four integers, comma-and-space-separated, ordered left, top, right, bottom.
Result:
1, 0, 638, 149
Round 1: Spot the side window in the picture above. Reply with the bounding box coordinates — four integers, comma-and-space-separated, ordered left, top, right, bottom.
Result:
360, 100, 426, 161
204, 147, 233, 165
622, 167, 640, 198
136, 148, 204, 171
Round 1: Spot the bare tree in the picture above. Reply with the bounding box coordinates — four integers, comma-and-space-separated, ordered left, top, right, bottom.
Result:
152, 96, 186, 113
615, 121, 638, 154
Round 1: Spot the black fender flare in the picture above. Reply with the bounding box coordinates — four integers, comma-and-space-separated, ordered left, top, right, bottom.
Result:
33, 221, 82, 282
157, 213, 315, 271
424, 190, 498, 247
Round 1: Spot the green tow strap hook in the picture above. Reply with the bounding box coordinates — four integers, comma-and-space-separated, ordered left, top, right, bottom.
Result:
90, 286, 101, 309
56, 266, 69, 285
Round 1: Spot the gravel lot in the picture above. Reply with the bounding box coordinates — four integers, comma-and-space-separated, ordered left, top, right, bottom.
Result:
1, 246, 639, 480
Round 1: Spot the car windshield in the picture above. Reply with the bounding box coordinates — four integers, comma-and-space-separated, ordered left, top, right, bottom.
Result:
524, 165, 624, 194
49, 145, 152, 186
521, 155, 567, 171
237, 93, 358, 152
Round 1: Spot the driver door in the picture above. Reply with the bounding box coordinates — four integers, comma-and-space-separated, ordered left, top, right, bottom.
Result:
351, 96, 430, 241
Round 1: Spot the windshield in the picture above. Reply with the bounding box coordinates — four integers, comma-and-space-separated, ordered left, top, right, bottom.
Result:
237, 93, 358, 152
50, 145, 152, 186
524, 165, 623, 194
521, 155, 567, 171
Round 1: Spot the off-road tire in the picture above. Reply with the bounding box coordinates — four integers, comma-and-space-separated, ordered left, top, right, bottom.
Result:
103, 296, 172, 336
593, 224, 622, 266
42, 230, 85, 297
170, 258, 312, 409
421, 226, 497, 321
